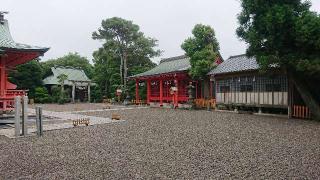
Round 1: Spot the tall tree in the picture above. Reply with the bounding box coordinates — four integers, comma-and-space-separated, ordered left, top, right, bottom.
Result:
92, 17, 160, 91
237, 0, 320, 120
181, 24, 220, 79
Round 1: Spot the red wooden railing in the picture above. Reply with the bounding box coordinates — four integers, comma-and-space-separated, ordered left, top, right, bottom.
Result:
292, 105, 312, 119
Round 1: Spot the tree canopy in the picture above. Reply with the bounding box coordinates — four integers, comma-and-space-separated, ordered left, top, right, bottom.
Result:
237, 0, 320, 76
92, 17, 160, 90
41, 52, 93, 79
9, 60, 43, 98
181, 24, 220, 79
237, 0, 320, 119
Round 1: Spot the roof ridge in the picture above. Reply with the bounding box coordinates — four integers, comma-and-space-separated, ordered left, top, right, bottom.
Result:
160, 55, 188, 64
228, 54, 247, 59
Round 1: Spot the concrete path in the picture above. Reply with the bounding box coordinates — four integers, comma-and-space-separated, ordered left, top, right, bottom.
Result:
0, 106, 149, 138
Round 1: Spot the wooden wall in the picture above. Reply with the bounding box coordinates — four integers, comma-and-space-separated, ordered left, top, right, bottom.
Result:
215, 74, 288, 108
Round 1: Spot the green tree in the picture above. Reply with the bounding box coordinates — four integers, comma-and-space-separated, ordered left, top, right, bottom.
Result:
57, 73, 68, 103
9, 60, 43, 98
237, 0, 320, 120
181, 24, 220, 79
92, 17, 160, 90
42, 52, 93, 79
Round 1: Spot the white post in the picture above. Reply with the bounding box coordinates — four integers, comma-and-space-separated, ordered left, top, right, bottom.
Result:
22, 95, 28, 136
88, 83, 91, 103
72, 82, 75, 103
14, 96, 21, 137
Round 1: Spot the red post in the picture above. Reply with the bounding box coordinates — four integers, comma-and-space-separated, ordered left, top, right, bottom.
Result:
160, 79, 163, 106
175, 79, 179, 108
195, 81, 198, 99
147, 80, 151, 104
135, 79, 139, 103
209, 79, 213, 98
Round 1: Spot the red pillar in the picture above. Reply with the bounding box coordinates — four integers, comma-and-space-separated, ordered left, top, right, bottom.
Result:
160, 79, 163, 106
0, 58, 5, 96
209, 79, 213, 98
195, 81, 198, 99
135, 79, 139, 102
175, 79, 179, 108
147, 80, 151, 104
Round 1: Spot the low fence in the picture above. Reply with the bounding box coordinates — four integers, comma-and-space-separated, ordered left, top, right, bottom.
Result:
131, 99, 146, 105
194, 99, 216, 109
292, 105, 312, 119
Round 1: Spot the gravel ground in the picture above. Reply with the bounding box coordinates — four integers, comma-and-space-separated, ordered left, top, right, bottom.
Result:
1, 108, 320, 179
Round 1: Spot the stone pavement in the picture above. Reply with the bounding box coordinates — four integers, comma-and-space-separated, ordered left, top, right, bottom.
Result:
0, 106, 149, 138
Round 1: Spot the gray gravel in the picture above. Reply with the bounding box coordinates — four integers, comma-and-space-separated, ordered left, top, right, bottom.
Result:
1, 108, 320, 179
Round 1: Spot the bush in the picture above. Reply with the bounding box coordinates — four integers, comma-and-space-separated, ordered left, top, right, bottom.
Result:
34, 87, 51, 103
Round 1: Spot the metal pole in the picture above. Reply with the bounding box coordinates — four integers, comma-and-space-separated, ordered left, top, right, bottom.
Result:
14, 96, 21, 137
22, 95, 28, 136
36, 106, 43, 137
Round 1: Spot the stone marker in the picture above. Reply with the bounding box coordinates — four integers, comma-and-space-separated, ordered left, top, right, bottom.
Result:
14, 96, 21, 137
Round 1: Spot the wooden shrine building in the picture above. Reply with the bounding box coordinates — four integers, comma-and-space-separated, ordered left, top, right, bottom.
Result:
131, 55, 222, 107
0, 12, 49, 111
209, 54, 312, 119
43, 67, 93, 103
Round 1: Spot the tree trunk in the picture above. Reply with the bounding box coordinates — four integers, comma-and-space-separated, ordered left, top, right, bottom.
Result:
120, 53, 123, 87
123, 51, 128, 90
290, 71, 320, 120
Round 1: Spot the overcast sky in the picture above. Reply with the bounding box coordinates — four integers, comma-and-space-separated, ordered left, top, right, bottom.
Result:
2, 0, 320, 63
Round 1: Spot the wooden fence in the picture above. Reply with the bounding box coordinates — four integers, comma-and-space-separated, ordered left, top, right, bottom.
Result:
194, 99, 216, 109
131, 99, 146, 105
292, 105, 312, 119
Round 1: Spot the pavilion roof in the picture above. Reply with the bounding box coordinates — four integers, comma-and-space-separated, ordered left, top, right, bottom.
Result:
208, 54, 259, 75
43, 67, 91, 86
131, 55, 191, 78
0, 20, 49, 53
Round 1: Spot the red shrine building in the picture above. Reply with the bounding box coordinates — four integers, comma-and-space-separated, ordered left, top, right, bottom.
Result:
131, 55, 222, 107
0, 12, 49, 111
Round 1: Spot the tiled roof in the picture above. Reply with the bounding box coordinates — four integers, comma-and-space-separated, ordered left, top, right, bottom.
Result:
209, 54, 259, 75
43, 67, 91, 85
131, 55, 191, 78
0, 20, 49, 53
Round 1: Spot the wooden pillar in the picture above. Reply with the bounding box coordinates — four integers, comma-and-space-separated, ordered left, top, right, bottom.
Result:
87, 84, 91, 102
147, 80, 151, 104
72, 82, 75, 103
195, 81, 198, 99
135, 79, 139, 102
209, 79, 213, 98
175, 79, 179, 108
0, 58, 5, 97
160, 79, 163, 106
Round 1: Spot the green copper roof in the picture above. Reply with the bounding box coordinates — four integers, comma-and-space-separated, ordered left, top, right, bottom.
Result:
0, 20, 49, 53
43, 67, 91, 85
131, 55, 191, 78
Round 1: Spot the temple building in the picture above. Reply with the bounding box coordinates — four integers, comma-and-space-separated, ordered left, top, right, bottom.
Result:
43, 67, 92, 103
209, 54, 311, 119
0, 12, 49, 111
130, 55, 222, 107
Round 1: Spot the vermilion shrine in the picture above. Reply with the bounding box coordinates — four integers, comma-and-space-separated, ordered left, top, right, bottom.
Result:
0, 12, 49, 111
131, 55, 222, 107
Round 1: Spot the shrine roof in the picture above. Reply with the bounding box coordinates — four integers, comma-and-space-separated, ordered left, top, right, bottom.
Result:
43, 67, 92, 86
131, 55, 191, 78
0, 20, 49, 53
208, 54, 259, 75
